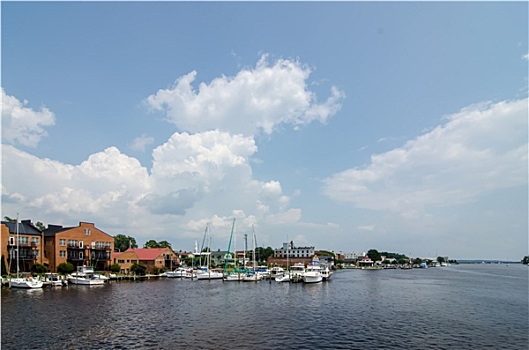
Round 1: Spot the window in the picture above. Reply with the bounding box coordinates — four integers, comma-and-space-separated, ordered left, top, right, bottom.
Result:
19, 236, 29, 245
33, 250, 39, 257
79, 241, 83, 248
31, 237, 39, 245
79, 252, 83, 259
60, 250, 66, 258
84, 228, 91, 235
118, 259, 125, 263
9, 236, 14, 245
60, 239, 66, 246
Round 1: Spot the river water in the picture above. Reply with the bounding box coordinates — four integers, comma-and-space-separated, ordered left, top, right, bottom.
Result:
1, 264, 527, 349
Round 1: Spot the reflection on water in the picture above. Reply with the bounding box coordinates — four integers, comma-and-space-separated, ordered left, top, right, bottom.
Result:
2, 264, 528, 350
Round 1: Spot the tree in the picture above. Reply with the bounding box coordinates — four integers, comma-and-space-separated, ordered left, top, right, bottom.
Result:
35, 222, 46, 231
522, 256, 529, 265
130, 262, 147, 275
114, 234, 138, 252
32, 263, 48, 274
437, 256, 446, 264
367, 249, 382, 263
144, 240, 160, 248
110, 263, 121, 273
3, 216, 16, 222
158, 240, 172, 248
57, 262, 75, 275
255, 246, 274, 263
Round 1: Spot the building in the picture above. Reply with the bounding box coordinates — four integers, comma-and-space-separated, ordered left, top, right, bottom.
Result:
1, 219, 48, 274
44, 222, 114, 272
274, 241, 315, 259
113, 247, 179, 274
267, 241, 319, 268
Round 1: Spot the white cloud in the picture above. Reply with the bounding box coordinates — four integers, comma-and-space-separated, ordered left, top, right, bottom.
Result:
323, 98, 528, 216
1, 88, 55, 147
145, 55, 344, 136
129, 134, 154, 152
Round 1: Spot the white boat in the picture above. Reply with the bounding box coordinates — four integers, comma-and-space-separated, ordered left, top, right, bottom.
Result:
9, 215, 44, 289
43, 273, 67, 287
68, 266, 106, 285
196, 269, 224, 280
321, 266, 333, 281
223, 271, 245, 281
275, 274, 290, 283
303, 261, 323, 284
290, 263, 305, 283
242, 272, 262, 282
166, 267, 187, 278
269, 266, 285, 280
9, 276, 44, 289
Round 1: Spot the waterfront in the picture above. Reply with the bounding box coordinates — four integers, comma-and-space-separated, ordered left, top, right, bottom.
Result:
1, 264, 528, 350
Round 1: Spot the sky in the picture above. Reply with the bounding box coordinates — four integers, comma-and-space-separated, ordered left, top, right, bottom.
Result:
1, 1, 527, 261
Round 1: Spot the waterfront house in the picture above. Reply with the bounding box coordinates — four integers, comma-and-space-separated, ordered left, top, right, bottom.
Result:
43, 222, 114, 272
114, 247, 179, 274
1, 220, 49, 274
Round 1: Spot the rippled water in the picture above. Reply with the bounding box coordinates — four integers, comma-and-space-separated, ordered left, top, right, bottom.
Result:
2, 264, 528, 349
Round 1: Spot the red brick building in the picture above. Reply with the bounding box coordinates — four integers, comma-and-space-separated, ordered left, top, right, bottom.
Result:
44, 222, 114, 272
113, 247, 179, 274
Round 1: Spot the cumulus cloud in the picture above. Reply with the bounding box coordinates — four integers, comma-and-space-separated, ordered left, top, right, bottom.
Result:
1, 88, 55, 147
2, 145, 151, 223
129, 134, 154, 152
323, 98, 528, 216
145, 55, 344, 136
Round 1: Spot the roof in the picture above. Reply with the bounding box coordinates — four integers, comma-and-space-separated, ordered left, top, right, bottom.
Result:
123, 248, 172, 261
2, 220, 42, 235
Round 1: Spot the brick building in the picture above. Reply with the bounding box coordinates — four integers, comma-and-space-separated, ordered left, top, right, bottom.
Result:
113, 247, 179, 274
44, 222, 114, 272
1, 219, 48, 274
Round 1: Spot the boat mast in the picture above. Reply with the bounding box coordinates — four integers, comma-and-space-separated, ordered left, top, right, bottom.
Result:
224, 218, 235, 272
16, 213, 20, 278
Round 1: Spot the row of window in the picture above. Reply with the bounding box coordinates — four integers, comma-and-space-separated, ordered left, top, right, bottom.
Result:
63, 250, 111, 259
117, 259, 138, 264
59, 239, 111, 249
9, 248, 39, 258
8, 236, 39, 245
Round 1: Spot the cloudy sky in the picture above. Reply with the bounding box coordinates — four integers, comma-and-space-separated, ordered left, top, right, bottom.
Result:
2, 2, 527, 260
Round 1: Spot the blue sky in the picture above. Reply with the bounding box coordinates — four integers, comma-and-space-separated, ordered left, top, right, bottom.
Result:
2, 1, 527, 260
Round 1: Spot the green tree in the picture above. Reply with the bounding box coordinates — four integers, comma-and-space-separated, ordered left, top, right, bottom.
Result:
32, 263, 48, 274
144, 240, 161, 248
255, 246, 274, 263
110, 263, 121, 273
130, 262, 147, 275
57, 262, 75, 275
35, 222, 46, 231
367, 249, 382, 263
437, 256, 446, 264
522, 256, 529, 265
114, 234, 138, 252
3, 216, 16, 222
158, 240, 172, 248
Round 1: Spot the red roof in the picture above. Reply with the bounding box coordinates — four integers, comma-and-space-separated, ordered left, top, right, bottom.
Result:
124, 248, 169, 261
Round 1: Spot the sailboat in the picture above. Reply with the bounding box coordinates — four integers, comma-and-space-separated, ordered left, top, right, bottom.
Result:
9, 215, 44, 289
223, 219, 244, 281
243, 227, 262, 282
196, 226, 223, 280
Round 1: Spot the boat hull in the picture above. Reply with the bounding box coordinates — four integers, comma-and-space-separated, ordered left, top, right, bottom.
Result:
9, 277, 44, 289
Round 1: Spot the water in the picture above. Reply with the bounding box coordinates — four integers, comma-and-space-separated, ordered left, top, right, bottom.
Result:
2, 264, 528, 349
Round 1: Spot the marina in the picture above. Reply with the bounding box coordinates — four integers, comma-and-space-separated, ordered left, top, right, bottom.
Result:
1, 264, 527, 350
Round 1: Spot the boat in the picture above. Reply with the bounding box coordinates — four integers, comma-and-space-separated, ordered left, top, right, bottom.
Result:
195, 232, 224, 280
166, 267, 187, 278
68, 266, 106, 285
43, 273, 67, 287
275, 273, 290, 283
242, 228, 261, 282
269, 266, 285, 280
302, 261, 323, 284
9, 276, 44, 289
321, 266, 333, 281
9, 215, 44, 289
290, 263, 305, 283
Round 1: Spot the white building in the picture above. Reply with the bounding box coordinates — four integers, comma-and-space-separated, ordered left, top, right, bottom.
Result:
274, 241, 315, 258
